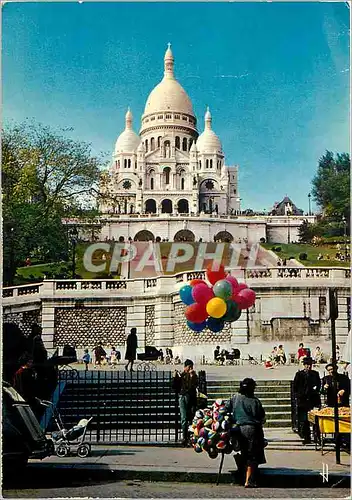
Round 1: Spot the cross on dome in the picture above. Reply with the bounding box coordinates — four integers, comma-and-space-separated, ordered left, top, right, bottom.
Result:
164, 43, 175, 79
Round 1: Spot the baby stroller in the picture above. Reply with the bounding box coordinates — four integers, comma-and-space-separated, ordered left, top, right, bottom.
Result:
39, 399, 92, 458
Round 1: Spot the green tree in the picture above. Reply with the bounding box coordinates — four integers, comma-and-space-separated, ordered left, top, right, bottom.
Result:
312, 151, 350, 223
298, 219, 314, 243
2, 121, 106, 285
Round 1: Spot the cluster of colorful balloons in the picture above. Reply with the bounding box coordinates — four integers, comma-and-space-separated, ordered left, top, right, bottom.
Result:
179, 264, 256, 333
190, 399, 234, 458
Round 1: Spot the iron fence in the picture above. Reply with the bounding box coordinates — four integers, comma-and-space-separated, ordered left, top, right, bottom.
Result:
290, 380, 298, 432
41, 369, 207, 445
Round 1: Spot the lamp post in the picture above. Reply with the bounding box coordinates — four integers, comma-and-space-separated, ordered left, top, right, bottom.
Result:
342, 216, 347, 259
308, 193, 311, 216
69, 227, 79, 279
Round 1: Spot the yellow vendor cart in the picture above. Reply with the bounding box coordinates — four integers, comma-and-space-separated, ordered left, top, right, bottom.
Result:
308, 407, 351, 455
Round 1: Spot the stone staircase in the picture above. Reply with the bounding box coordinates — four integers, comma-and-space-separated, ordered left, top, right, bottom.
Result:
206, 379, 292, 428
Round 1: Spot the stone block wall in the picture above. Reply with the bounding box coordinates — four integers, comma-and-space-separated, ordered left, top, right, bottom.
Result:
3, 310, 41, 336
54, 307, 127, 347
145, 305, 155, 345
173, 302, 231, 345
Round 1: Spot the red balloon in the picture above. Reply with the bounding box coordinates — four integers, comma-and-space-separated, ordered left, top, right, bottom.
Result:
192, 283, 214, 304
185, 303, 208, 323
231, 282, 247, 299
225, 275, 239, 293
189, 279, 207, 287
233, 288, 256, 310
206, 263, 227, 285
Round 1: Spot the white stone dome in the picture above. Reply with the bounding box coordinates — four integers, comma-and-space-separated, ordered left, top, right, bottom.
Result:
143, 45, 195, 117
196, 108, 222, 153
144, 80, 194, 116
115, 108, 140, 153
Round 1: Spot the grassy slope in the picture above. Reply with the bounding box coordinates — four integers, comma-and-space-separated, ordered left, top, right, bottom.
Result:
261, 243, 350, 267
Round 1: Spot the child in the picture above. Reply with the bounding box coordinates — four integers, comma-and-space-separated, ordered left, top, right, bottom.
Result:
264, 358, 274, 369
82, 349, 91, 371
110, 347, 117, 368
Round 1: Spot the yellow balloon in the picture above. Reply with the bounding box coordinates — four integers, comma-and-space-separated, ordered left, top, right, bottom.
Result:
206, 297, 226, 318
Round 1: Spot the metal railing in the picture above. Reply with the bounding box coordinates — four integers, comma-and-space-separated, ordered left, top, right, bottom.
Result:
43, 369, 183, 445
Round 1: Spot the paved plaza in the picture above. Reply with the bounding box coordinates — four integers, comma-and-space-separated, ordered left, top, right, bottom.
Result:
71, 361, 329, 381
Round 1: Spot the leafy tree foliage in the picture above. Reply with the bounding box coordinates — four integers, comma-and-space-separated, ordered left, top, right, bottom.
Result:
312, 151, 350, 222
2, 121, 106, 285
298, 219, 314, 243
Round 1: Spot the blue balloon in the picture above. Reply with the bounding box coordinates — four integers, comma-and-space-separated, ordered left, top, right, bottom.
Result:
180, 285, 195, 305
187, 320, 206, 332
206, 317, 224, 333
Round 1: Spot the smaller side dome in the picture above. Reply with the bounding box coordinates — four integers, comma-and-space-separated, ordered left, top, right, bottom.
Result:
115, 108, 141, 153
196, 107, 222, 154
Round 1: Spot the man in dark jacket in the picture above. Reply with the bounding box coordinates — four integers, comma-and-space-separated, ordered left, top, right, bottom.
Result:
125, 328, 138, 372
293, 356, 321, 444
172, 359, 198, 446
321, 363, 350, 407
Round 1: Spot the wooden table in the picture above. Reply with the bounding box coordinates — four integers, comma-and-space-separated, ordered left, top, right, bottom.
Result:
308, 408, 350, 454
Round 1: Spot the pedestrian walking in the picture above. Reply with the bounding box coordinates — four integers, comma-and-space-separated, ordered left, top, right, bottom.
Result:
293, 356, 321, 444
13, 353, 39, 415
82, 349, 91, 371
125, 328, 138, 372
172, 359, 198, 447
94, 343, 106, 367
28, 324, 48, 364
321, 363, 350, 407
225, 377, 266, 488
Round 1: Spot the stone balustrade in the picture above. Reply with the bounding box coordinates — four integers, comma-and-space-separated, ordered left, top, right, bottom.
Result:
3, 267, 349, 303
69, 214, 316, 224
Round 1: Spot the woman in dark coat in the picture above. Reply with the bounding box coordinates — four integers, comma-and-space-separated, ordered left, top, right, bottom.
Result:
225, 378, 266, 488
125, 328, 138, 372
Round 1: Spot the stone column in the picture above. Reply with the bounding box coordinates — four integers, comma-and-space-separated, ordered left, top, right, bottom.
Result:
153, 299, 174, 348
41, 301, 55, 349
230, 313, 249, 345
131, 301, 147, 349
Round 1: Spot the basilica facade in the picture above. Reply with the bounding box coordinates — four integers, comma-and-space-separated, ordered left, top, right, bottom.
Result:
99, 45, 240, 217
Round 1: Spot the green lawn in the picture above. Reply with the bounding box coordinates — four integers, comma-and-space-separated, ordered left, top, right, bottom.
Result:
261, 242, 350, 267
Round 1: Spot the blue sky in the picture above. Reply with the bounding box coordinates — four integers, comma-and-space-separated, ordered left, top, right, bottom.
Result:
3, 2, 350, 212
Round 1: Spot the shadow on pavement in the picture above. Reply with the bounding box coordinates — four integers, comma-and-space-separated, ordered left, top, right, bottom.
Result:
3, 464, 349, 491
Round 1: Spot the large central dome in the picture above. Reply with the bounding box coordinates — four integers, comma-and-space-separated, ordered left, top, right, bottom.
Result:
143, 44, 195, 117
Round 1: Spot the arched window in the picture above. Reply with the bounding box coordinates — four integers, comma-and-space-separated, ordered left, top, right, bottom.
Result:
157, 136, 162, 147
128, 159, 131, 168
149, 169, 155, 190
199, 161, 202, 169
164, 167, 171, 185
145, 140, 148, 152
189, 138, 193, 150
124, 159, 127, 168
210, 159, 213, 168
117, 160, 120, 167
206, 159, 209, 169
182, 138, 187, 151
150, 137, 155, 150
181, 178, 185, 190
175, 136, 180, 149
